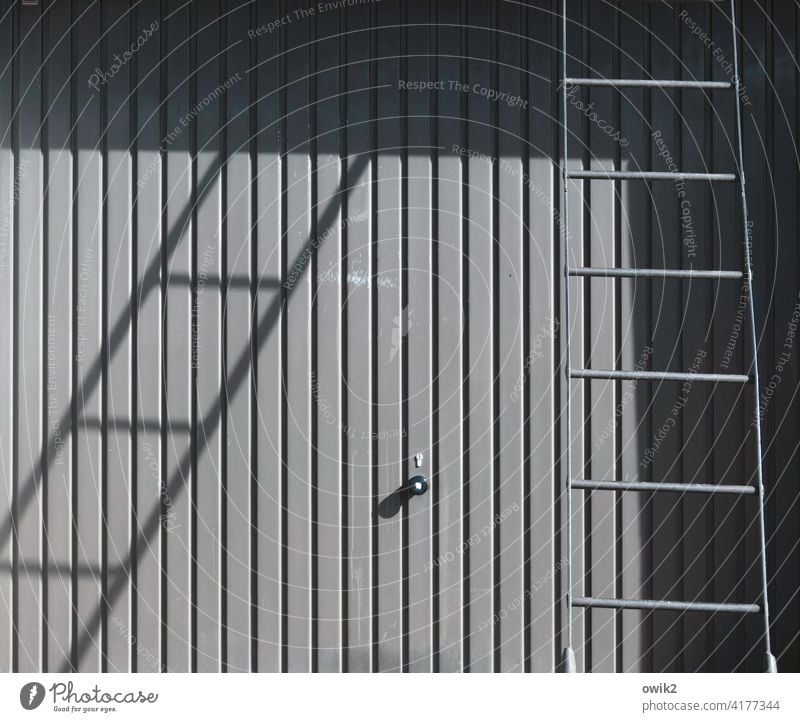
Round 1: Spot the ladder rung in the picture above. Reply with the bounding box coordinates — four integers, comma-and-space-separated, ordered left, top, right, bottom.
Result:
574, 596, 760, 615
565, 78, 732, 90
572, 479, 756, 495
569, 267, 743, 280
570, 369, 751, 383
567, 170, 737, 182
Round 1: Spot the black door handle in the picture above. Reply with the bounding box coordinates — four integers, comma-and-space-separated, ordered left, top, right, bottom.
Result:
404, 475, 428, 496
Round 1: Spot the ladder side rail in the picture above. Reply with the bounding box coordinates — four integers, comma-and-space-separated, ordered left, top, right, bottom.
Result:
728, 0, 776, 671
561, 0, 576, 672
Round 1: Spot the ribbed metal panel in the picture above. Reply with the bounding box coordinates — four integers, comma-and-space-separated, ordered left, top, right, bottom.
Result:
0, 0, 797, 673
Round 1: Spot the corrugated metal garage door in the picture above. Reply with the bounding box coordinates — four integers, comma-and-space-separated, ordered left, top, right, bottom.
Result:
0, 0, 797, 672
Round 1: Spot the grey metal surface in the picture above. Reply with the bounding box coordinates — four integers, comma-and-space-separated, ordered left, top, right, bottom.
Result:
0, 0, 798, 673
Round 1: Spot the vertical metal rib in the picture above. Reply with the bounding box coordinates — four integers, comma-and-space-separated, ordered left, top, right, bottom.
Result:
729, 0, 774, 664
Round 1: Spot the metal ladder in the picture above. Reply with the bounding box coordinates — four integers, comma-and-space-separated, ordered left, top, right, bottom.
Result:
559, 0, 776, 672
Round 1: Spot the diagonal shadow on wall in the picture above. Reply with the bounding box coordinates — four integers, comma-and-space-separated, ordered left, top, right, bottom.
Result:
59, 153, 368, 672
